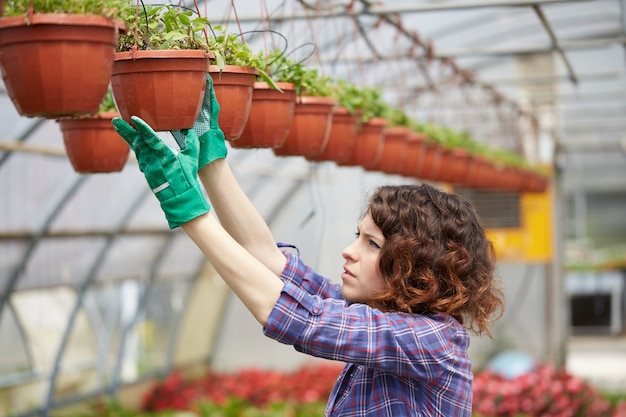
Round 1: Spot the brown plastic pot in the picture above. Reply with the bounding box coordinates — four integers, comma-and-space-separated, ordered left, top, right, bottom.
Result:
0, 13, 119, 118
415, 140, 443, 181
209, 65, 258, 141
438, 148, 472, 184
306, 106, 359, 163
58, 111, 130, 174
232, 82, 296, 148
401, 132, 427, 178
370, 126, 411, 175
273, 96, 337, 158
111, 49, 209, 131
339, 117, 387, 169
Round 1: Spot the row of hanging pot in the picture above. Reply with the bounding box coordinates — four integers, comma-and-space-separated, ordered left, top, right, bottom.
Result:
228, 86, 549, 194
0, 2, 548, 193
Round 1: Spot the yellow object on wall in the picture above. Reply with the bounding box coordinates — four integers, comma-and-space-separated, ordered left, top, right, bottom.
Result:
486, 189, 553, 263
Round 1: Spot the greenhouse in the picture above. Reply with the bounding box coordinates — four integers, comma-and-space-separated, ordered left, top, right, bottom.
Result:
0, 0, 625, 416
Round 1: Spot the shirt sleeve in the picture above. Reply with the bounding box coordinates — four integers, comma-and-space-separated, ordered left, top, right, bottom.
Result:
278, 248, 344, 300
264, 252, 471, 382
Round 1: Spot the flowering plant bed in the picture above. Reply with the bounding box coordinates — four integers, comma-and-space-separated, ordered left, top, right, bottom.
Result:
473, 363, 626, 417
60, 363, 626, 417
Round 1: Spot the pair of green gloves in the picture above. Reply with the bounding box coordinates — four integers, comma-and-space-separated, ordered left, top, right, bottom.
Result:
112, 75, 226, 229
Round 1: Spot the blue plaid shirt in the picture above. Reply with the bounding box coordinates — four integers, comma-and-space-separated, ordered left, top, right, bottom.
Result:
263, 248, 473, 416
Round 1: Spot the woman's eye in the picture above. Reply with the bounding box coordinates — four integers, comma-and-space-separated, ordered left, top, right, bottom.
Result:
354, 231, 360, 238
369, 240, 381, 249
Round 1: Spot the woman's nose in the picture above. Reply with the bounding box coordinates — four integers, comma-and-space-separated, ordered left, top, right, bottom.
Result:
342, 241, 357, 261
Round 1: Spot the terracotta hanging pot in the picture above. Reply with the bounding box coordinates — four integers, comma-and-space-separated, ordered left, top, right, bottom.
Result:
273, 96, 337, 158
0, 13, 120, 118
465, 156, 494, 189
232, 82, 296, 149
306, 106, 359, 163
521, 171, 549, 193
209, 65, 258, 141
414, 140, 444, 181
370, 126, 411, 175
58, 111, 130, 174
401, 132, 427, 178
437, 148, 472, 185
339, 117, 387, 169
111, 49, 209, 131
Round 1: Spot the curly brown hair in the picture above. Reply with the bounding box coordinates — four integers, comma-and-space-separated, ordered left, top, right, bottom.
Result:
365, 184, 504, 337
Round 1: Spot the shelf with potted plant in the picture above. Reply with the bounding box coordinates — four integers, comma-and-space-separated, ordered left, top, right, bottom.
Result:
0, 0, 126, 118
57, 88, 130, 174
271, 55, 337, 158
112, 2, 211, 131
231, 47, 297, 149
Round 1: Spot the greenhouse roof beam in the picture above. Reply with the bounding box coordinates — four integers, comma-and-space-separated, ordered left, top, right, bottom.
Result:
226, 0, 593, 23
532, 4, 578, 85
310, 36, 626, 63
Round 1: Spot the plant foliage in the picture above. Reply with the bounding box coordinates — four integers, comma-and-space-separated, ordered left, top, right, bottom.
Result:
208, 26, 278, 89
1, 0, 126, 18
263, 49, 333, 97
116, 3, 210, 52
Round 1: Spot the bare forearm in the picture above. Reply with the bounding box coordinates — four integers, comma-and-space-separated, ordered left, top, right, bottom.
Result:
198, 159, 285, 275
182, 213, 284, 326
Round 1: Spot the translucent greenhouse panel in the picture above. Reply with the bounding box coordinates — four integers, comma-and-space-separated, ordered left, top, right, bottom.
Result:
0, 302, 31, 377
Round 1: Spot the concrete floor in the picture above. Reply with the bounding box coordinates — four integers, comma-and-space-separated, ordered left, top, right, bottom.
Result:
566, 335, 626, 393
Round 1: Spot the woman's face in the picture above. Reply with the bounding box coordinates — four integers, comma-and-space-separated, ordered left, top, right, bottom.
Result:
341, 212, 387, 303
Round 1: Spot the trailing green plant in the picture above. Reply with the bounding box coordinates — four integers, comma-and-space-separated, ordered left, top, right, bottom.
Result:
116, 3, 210, 52
98, 89, 117, 113
1, 0, 127, 17
208, 26, 278, 89
343, 84, 388, 123
262, 49, 333, 97
382, 106, 413, 128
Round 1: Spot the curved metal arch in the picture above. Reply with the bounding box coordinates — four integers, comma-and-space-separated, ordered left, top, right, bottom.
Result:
43, 187, 152, 417
0, 119, 45, 170
0, 175, 87, 326
0, 299, 36, 381
108, 231, 180, 394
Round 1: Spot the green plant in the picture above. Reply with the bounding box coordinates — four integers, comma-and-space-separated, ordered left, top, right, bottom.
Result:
263, 49, 333, 97
208, 26, 278, 89
1, 0, 126, 17
98, 89, 117, 113
116, 3, 210, 52
381, 106, 412, 127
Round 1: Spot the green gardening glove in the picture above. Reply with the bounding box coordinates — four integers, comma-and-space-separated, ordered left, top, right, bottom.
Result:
172, 74, 227, 169
112, 116, 211, 229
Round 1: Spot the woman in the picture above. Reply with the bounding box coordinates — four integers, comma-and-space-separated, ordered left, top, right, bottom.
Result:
113, 76, 505, 416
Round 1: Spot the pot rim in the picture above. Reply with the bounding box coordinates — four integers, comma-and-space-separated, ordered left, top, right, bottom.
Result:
208, 65, 260, 76
114, 49, 211, 61
0, 13, 118, 29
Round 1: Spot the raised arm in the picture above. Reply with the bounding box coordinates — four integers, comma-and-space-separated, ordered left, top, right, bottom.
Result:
198, 160, 287, 276
112, 115, 283, 326
183, 212, 283, 326
177, 74, 286, 275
